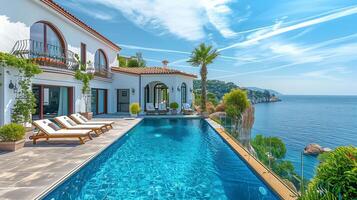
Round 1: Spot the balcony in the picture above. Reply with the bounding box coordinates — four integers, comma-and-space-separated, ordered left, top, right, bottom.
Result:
94, 65, 112, 79
11, 39, 79, 72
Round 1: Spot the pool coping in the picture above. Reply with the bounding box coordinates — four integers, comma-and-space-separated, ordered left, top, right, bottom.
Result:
206, 119, 299, 200
34, 118, 143, 200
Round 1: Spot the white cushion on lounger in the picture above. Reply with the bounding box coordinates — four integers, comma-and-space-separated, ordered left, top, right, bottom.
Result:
55, 116, 104, 129
158, 103, 166, 110
75, 114, 114, 124
33, 119, 91, 135
146, 103, 155, 111
183, 103, 193, 110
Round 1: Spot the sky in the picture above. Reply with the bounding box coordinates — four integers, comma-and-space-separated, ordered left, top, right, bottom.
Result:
55, 0, 357, 95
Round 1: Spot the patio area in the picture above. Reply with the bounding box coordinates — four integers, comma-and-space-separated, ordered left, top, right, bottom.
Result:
0, 117, 142, 200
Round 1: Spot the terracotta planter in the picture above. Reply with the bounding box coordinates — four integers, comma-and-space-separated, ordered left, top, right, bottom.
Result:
80, 112, 93, 120
0, 139, 25, 151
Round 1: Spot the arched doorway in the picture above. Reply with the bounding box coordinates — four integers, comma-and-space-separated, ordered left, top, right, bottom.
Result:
144, 82, 169, 110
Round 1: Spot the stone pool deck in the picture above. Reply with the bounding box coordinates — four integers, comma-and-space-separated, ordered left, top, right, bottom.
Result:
206, 119, 299, 200
0, 117, 142, 200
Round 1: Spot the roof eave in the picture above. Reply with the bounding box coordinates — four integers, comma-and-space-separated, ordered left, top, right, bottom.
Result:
40, 0, 120, 51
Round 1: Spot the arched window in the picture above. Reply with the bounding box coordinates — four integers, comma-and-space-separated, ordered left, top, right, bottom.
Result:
94, 50, 108, 72
30, 22, 65, 58
181, 83, 187, 105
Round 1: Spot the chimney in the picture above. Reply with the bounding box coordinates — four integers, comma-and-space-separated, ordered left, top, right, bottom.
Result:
162, 60, 169, 69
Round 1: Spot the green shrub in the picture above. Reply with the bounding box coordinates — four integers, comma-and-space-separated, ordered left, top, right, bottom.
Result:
130, 103, 141, 114
170, 102, 179, 110
0, 123, 26, 142
301, 146, 357, 199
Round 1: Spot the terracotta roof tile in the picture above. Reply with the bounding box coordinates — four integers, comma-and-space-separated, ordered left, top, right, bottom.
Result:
111, 67, 197, 78
41, 0, 120, 51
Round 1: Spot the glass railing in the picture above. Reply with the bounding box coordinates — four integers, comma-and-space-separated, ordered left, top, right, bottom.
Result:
213, 115, 309, 197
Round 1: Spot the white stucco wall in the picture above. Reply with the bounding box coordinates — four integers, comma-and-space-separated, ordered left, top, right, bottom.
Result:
0, 0, 119, 124
112, 72, 194, 113
0, 67, 6, 125
112, 73, 140, 112
141, 74, 194, 112
0, 67, 21, 125
0, 0, 118, 67
0, 0, 196, 125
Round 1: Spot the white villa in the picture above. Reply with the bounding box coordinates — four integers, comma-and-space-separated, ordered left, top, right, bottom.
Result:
0, 0, 196, 126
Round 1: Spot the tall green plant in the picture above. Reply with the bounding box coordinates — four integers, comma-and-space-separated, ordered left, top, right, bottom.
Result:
251, 134, 303, 191
301, 146, 357, 199
0, 52, 42, 124
223, 89, 249, 133
188, 43, 219, 112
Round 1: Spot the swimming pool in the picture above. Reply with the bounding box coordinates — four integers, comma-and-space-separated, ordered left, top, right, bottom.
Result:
44, 118, 278, 200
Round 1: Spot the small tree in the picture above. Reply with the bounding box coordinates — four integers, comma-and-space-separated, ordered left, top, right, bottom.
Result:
301, 146, 357, 199
223, 89, 250, 134
127, 59, 139, 68
136, 52, 146, 67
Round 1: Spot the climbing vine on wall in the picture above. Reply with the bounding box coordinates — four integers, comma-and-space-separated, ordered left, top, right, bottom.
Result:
0, 52, 42, 124
74, 54, 94, 112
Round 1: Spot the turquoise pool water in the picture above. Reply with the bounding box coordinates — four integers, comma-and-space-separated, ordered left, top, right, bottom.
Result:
44, 119, 278, 200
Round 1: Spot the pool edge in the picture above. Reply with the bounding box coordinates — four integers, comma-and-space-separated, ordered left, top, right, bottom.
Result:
205, 119, 299, 200
34, 118, 144, 200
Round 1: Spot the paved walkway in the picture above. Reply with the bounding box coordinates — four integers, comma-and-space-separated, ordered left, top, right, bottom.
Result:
206, 119, 298, 200
0, 118, 142, 200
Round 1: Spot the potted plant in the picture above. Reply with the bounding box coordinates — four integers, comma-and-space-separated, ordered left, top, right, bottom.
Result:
130, 103, 141, 117
0, 123, 26, 151
80, 93, 93, 120
170, 102, 179, 115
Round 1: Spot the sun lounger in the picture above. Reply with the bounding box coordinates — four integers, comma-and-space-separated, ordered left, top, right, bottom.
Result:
31, 119, 92, 144
70, 113, 114, 130
182, 103, 194, 115
54, 116, 107, 136
146, 103, 157, 115
158, 103, 168, 115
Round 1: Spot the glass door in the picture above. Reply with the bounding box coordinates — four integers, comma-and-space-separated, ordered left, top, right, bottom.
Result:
98, 89, 105, 114
91, 88, 107, 115
117, 89, 130, 112
91, 88, 97, 115
32, 85, 73, 120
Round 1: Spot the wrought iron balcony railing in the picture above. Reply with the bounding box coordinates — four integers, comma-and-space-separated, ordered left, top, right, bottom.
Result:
11, 39, 79, 71
94, 65, 112, 78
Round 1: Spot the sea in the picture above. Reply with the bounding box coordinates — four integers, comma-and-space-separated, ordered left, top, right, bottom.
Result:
252, 95, 357, 179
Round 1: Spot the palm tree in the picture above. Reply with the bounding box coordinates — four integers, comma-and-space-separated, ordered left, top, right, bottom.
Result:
188, 43, 219, 112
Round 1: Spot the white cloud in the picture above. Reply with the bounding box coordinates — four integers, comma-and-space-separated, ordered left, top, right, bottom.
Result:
119, 44, 190, 55
219, 6, 357, 51
0, 15, 29, 52
201, 0, 237, 38
76, 0, 237, 41
302, 67, 349, 80
212, 40, 357, 79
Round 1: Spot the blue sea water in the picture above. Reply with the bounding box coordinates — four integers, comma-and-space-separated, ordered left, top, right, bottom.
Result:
253, 95, 357, 179
45, 119, 278, 200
